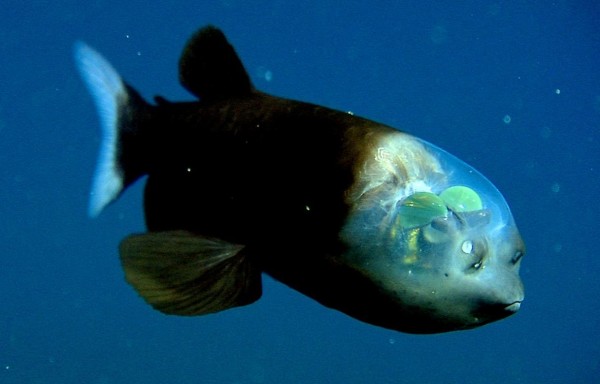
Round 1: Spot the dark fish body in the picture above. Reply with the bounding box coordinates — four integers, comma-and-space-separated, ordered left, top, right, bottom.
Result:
75, 26, 525, 334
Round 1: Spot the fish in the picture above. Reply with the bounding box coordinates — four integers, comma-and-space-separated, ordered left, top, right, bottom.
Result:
74, 25, 525, 334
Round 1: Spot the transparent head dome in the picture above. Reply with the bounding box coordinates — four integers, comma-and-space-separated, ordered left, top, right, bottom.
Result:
341, 131, 517, 273
338, 130, 524, 332
410, 137, 514, 235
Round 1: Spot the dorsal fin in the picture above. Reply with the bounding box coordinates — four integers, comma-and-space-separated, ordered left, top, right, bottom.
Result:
179, 26, 253, 101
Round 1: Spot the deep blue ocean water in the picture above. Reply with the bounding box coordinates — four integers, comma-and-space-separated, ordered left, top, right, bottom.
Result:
1, 1, 598, 383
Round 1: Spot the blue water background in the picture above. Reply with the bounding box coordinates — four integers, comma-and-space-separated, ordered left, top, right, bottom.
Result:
1, 1, 598, 383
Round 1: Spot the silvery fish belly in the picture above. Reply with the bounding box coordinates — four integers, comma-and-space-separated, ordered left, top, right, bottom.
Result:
339, 131, 524, 333
75, 25, 525, 334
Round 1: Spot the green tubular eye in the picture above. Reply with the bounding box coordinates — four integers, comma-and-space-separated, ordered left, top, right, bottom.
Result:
398, 192, 448, 228
439, 186, 483, 212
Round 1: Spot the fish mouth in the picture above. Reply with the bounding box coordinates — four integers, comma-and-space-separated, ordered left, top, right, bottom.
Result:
473, 299, 523, 321
503, 301, 522, 313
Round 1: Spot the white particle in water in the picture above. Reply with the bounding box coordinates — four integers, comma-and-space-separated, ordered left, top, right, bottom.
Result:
553, 243, 562, 253
256, 66, 273, 82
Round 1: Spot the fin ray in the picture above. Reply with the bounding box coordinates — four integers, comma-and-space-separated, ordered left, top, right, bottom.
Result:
120, 231, 262, 316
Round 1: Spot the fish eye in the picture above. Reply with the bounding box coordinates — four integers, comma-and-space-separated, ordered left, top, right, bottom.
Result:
397, 192, 447, 228
439, 186, 483, 212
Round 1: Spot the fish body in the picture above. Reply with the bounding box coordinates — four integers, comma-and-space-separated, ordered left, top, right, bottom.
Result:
75, 26, 525, 334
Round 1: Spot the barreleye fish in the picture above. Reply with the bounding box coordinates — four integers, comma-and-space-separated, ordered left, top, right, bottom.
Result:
74, 25, 525, 334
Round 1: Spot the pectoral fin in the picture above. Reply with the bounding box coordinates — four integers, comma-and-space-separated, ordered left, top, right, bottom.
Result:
119, 231, 261, 316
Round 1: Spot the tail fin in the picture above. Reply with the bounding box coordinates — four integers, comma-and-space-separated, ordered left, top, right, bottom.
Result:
74, 42, 151, 217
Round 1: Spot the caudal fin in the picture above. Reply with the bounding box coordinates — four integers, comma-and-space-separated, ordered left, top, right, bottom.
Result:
74, 42, 150, 217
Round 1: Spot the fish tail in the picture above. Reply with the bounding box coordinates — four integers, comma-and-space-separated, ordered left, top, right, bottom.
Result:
74, 42, 152, 217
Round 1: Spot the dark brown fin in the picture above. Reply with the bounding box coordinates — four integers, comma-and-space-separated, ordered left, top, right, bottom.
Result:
119, 231, 262, 316
178, 25, 253, 101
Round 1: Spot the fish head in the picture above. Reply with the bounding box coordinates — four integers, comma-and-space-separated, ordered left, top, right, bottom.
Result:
340, 131, 525, 333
